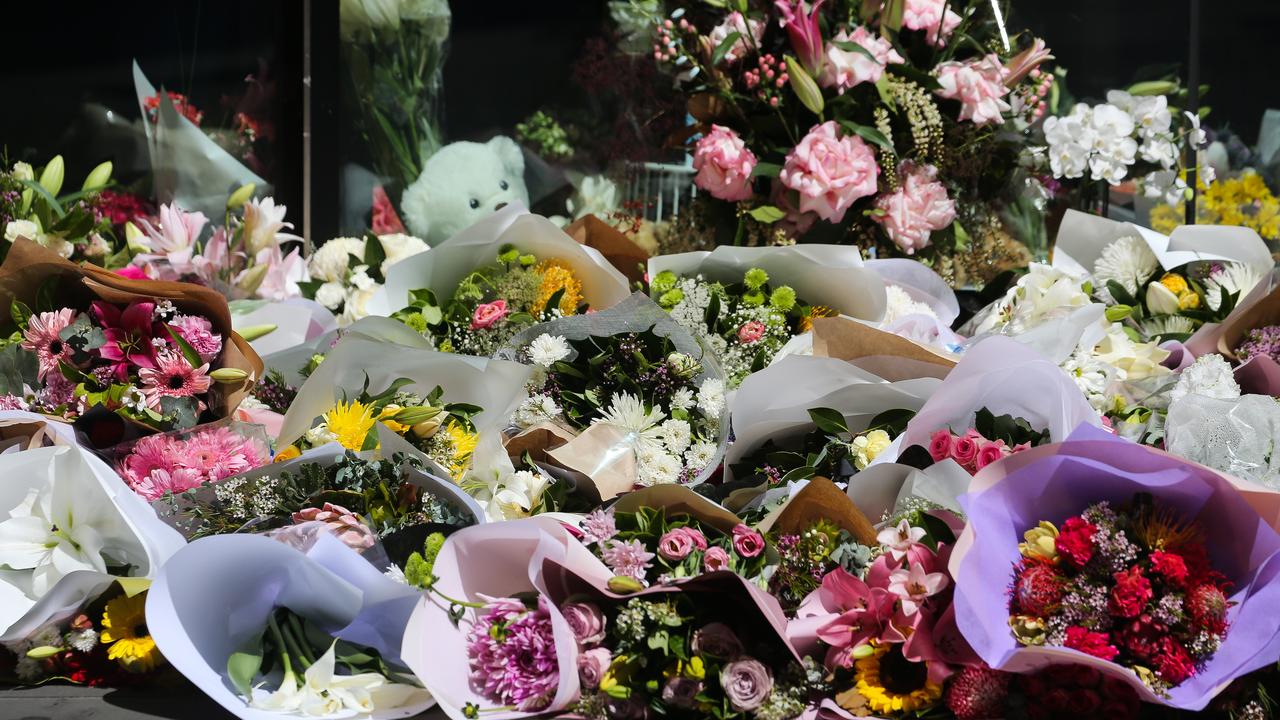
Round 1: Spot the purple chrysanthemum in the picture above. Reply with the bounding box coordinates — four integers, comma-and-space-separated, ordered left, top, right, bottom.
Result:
580, 507, 618, 545
600, 538, 655, 580
466, 597, 559, 711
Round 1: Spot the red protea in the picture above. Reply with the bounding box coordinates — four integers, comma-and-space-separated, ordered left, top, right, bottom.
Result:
1012, 562, 1065, 616
946, 666, 1010, 719
1187, 584, 1230, 635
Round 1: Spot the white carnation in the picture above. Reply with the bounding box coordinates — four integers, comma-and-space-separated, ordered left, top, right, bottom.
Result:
881, 285, 937, 324
308, 237, 365, 282
315, 280, 347, 310
1170, 354, 1241, 404
338, 287, 378, 326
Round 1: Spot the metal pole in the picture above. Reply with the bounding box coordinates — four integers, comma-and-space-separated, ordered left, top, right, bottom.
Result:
1185, 0, 1200, 226
303, 0, 313, 248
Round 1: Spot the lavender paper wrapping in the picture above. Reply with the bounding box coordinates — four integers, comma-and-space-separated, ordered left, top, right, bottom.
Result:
950, 424, 1280, 711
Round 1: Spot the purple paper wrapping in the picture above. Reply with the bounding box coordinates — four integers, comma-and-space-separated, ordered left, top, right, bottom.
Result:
949, 424, 1280, 710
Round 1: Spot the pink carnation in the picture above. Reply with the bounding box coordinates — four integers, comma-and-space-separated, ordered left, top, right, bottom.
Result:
935, 54, 1011, 126
737, 321, 766, 344
903, 0, 962, 48
780, 121, 879, 223
873, 163, 957, 254
169, 314, 224, 363
693, 125, 758, 202
820, 26, 903, 92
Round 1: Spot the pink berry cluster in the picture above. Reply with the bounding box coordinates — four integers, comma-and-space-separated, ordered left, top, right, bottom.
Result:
653, 17, 693, 64
742, 53, 787, 108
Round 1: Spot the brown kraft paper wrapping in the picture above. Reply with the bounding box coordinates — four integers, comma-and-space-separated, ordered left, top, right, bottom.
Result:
564, 214, 650, 285
812, 316, 956, 381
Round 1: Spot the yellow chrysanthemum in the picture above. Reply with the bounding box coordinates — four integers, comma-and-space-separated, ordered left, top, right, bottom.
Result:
1159, 273, 1189, 295
324, 400, 376, 451
853, 645, 943, 715
100, 592, 161, 673
1147, 172, 1280, 242
273, 444, 302, 463
534, 259, 583, 316
446, 420, 478, 477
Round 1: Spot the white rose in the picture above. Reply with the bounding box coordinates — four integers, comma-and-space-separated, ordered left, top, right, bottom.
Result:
4, 219, 40, 244
376, 233, 429, 270
307, 237, 365, 282
315, 281, 347, 310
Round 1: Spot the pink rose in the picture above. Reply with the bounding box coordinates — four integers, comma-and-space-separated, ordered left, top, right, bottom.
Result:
949, 433, 979, 469
737, 320, 766, 344
658, 529, 696, 561
693, 125, 758, 202
903, 0, 962, 47
562, 601, 607, 644
703, 546, 731, 572
577, 647, 612, 689
820, 26, 903, 92
1010, 442, 1032, 454
935, 54, 1011, 126
780, 121, 879, 223
974, 440, 1009, 471
927, 429, 954, 462
470, 299, 509, 330
731, 524, 765, 558
872, 163, 957, 255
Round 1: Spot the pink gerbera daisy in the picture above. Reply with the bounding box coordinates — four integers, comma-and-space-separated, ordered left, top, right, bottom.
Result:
21, 308, 79, 380
180, 426, 269, 481
129, 466, 204, 501
138, 350, 212, 410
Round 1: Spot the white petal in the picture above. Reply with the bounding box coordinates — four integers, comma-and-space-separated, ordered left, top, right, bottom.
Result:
0, 516, 52, 570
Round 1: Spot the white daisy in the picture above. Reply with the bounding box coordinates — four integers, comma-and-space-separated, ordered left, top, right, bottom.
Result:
1092, 235, 1158, 296
1204, 262, 1263, 311
527, 334, 572, 367
657, 419, 692, 455
696, 378, 726, 419
670, 387, 695, 411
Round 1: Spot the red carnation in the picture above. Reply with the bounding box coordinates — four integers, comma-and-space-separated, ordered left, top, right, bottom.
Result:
1054, 517, 1097, 568
1108, 566, 1153, 619
1156, 637, 1197, 684
1149, 551, 1190, 587
945, 666, 1010, 720
1064, 626, 1118, 661
1117, 613, 1167, 662
1187, 584, 1230, 635
1013, 561, 1064, 617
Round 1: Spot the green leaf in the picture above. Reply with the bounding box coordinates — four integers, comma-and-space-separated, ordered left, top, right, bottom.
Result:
18, 179, 65, 219
297, 279, 322, 299
808, 407, 851, 436
888, 64, 941, 91
10, 300, 32, 329
830, 40, 878, 61
919, 511, 956, 547
838, 121, 894, 153
363, 233, 387, 278
867, 408, 915, 435
875, 75, 898, 112
781, 465, 817, 482
711, 31, 742, 65
164, 325, 204, 369
1105, 280, 1137, 308
747, 205, 787, 224
750, 162, 782, 178
227, 646, 264, 699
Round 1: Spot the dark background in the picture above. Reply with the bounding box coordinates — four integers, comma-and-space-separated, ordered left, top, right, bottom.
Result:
0, 0, 1274, 239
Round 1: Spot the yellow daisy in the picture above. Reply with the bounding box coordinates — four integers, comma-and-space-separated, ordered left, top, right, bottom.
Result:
533, 259, 583, 316
853, 645, 943, 715
445, 420, 478, 477
324, 400, 377, 451
100, 592, 162, 673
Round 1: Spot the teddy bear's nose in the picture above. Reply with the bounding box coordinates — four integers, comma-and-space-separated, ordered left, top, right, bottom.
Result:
494, 202, 508, 211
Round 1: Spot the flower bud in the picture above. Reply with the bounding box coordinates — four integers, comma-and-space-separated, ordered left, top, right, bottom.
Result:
237, 323, 278, 341
410, 416, 444, 439
39, 155, 65, 197
124, 221, 150, 254
227, 182, 256, 210
607, 575, 645, 594
210, 367, 250, 383
785, 56, 824, 115
394, 406, 444, 426
1145, 281, 1181, 315
235, 263, 270, 293
81, 161, 113, 192
11, 161, 34, 182
26, 645, 63, 659
1127, 80, 1178, 96
851, 643, 877, 660
1104, 304, 1132, 322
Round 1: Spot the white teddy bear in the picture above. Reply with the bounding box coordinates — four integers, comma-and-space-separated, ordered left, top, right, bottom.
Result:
400, 136, 530, 245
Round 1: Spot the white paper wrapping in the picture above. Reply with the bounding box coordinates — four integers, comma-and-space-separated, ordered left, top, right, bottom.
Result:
146, 532, 435, 720
230, 298, 339, 359
865, 257, 960, 326
368, 205, 632, 317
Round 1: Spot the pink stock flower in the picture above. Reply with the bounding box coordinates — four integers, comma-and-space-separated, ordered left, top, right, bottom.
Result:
877, 519, 927, 561
974, 440, 1009, 471
708, 12, 763, 64
928, 429, 955, 462
737, 320, 767, 344
935, 54, 1011, 126
888, 561, 950, 615
693, 125, 758, 202
873, 162, 957, 254
93, 301, 158, 380
732, 524, 766, 558
169, 314, 223, 363
21, 308, 79, 381
774, 0, 826, 74
703, 546, 731, 572
138, 350, 212, 410
903, 0, 962, 48
780, 121, 879, 223
471, 299, 510, 330
292, 502, 376, 551
467, 596, 560, 711
820, 26, 903, 92
601, 538, 656, 579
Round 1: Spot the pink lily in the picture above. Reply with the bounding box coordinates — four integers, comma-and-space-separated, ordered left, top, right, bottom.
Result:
92, 301, 158, 380
888, 561, 949, 615
876, 519, 927, 561
774, 0, 826, 75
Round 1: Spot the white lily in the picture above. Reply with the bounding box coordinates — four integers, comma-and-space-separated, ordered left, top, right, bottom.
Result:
296, 642, 429, 716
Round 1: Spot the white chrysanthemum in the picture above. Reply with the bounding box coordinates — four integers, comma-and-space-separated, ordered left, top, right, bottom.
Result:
513, 394, 562, 428
881, 285, 937, 324
1138, 314, 1197, 338
601, 392, 665, 435
68, 628, 98, 653
670, 387, 695, 411
696, 378, 726, 419
1204, 262, 1264, 311
528, 334, 571, 367
383, 564, 409, 584
1061, 345, 1118, 413
308, 237, 365, 282
657, 418, 692, 455
1093, 235, 1158, 296
685, 441, 718, 469
637, 449, 682, 486
1170, 353, 1241, 404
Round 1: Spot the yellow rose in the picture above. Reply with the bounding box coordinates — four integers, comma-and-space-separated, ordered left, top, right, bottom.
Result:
1018, 521, 1058, 563
1158, 272, 1189, 295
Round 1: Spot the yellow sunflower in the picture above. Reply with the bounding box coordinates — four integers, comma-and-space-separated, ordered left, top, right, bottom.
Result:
323, 400, 377, 451
533, 259, 583, 316
445, 420, 478, 477
853, 644, 943, 715
100, 592, 162, 673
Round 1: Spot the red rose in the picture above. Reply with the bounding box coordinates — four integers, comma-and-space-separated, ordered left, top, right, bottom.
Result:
1066, 688, 1102, 714
1054, 517, 1098, 568
1108, 566, 1153, 619
1064, 626, 1118, 661
1149, 551, 1190, 587
1156, 637, 1196, 685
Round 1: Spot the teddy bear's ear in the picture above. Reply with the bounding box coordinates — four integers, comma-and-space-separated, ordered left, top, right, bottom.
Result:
486, 135, 526, 175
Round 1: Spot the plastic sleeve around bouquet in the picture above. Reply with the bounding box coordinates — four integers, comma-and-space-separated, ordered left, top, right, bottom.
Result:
146, 533, 434, 720
727, 355, 941, 481
0, 238, 264, 419
106, 416, 273, 501
864, 257, 960, 326
0, 443, 185, 642
401, 517, 606, 720
1166, 393, 1280, 491
889, 336, 1102, 461
949, 424, 1280, 711
648, 244, 888, 322
494, 292, 730, 487
229, 298, 339, 359
276, 323, 533, 449
368, 205, 633, 317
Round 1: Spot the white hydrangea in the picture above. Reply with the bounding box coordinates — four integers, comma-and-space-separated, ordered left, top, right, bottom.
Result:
1170, 354, 1241, 404
527, 334, 572, 367
696, 378, 726, 419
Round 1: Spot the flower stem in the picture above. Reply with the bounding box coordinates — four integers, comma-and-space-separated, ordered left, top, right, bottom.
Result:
265, 612, 294, 679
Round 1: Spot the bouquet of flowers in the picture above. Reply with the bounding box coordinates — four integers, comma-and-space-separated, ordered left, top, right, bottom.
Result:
924, 407, 1045, 475
303, 231, 429, 326
0, 154, 123, 265
1008, 493, 1232, 692
116, 419, 273, 502
496, 294, 728, 498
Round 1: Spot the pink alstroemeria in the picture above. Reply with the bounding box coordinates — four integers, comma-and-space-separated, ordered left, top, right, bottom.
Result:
888, 561, 949, 615
92, 301, 158, 380
774, 0, 826, 75
876, 519, 927, 561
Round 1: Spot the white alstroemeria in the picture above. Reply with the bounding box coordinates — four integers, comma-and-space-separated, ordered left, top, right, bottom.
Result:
1092, 235, 1158, 297
469, 468, 551, 522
